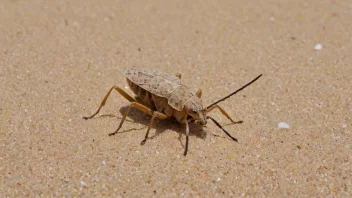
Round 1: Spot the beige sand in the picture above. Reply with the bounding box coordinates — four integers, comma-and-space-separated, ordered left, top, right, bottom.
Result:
1, 0, 351, 197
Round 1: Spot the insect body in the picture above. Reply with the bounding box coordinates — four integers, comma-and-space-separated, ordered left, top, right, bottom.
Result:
84, 68, 262, 156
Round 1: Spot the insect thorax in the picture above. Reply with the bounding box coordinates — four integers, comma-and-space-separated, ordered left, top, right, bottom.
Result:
184, 96, 204, 113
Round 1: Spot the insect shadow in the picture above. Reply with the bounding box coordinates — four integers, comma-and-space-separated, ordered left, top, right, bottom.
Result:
98, 105, 207, 145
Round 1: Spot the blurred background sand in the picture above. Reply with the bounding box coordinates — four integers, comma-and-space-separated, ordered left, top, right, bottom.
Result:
0, 0, 351, 196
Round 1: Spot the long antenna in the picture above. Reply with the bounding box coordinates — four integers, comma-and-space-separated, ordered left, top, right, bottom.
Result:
206, 74, 262, 109
207, 116, 238, 142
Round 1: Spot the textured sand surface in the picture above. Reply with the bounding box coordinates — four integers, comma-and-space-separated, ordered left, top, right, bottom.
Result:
1, 0, 351, 197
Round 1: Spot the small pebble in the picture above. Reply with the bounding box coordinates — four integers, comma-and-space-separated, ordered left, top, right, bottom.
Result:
269, 16, 275, 22
314, 44, 323, 50
80, 181, 87, 187
278, 122, 290, 129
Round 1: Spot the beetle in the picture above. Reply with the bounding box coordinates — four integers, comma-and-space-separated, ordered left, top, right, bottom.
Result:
83, 68, 262, 156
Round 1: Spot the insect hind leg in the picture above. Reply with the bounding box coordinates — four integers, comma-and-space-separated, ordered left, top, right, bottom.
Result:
83, 86, 136, 120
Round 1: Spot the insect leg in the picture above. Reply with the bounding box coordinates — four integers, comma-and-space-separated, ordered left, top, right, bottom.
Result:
83, 86, 136, 120
140, 111, 168, 145
175, 73, 182, 79
183, 120, 190, 156
205, 105, 243, 124
196, 88, 202, 98
109, 102, 154, 136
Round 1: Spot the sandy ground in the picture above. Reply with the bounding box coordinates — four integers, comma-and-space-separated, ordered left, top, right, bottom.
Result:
1, 0, 351, 197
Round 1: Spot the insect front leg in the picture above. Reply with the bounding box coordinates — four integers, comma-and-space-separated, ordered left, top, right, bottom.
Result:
140, 111, 169, 145
183, 120, 190, 156
83, 86, 136, 120
175, 73, 181, 79
109, 102, 154, 136
205, 105, 243, 124
196, 88, 202, 98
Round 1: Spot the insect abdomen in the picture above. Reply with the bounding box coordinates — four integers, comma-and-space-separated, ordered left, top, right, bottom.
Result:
127, 78, 155, 110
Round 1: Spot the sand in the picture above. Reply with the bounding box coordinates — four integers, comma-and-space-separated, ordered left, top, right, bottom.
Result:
1, 0, 351, 197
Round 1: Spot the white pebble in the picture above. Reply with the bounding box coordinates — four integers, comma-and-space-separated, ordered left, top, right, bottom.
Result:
278, 122, 290, 129
314, 44, 323, 50
80, 181, 87, 187
269, 16, 275, 22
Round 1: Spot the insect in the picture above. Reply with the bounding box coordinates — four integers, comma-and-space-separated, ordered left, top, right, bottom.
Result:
83, 68, 262, 156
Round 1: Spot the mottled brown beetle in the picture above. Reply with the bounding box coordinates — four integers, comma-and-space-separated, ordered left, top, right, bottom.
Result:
84, 68, 262, 156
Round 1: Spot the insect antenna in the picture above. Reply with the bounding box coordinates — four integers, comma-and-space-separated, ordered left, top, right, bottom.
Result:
206, 74, 262, 109
207, 116, 238, 142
